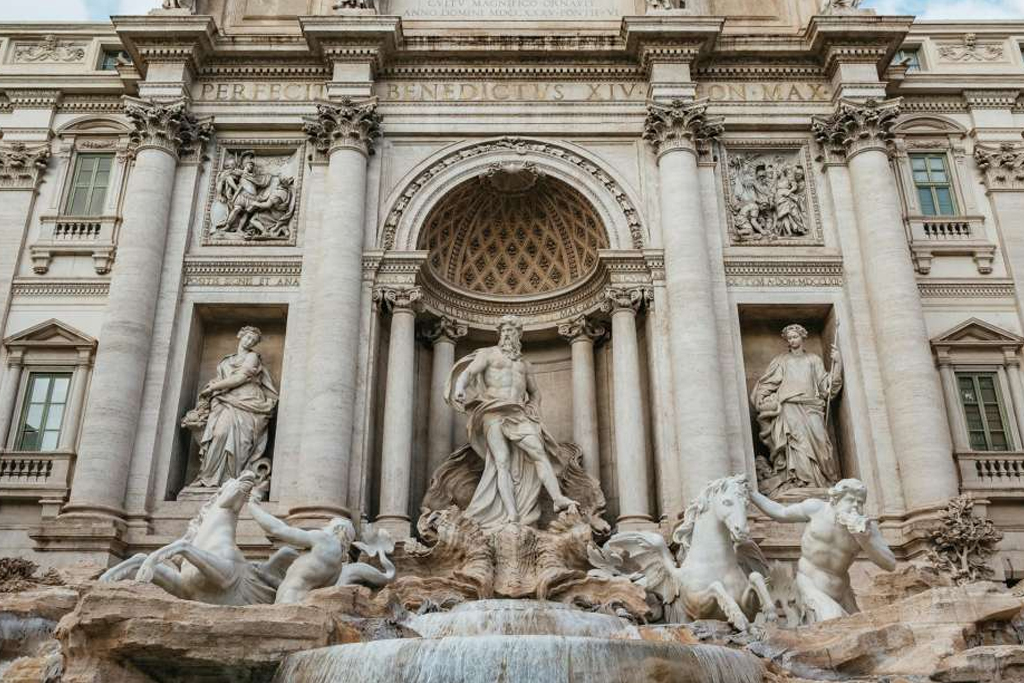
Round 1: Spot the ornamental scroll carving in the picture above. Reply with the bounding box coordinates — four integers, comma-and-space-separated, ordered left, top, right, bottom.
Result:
303, 99, 382, 157
723, 146, 821, 244
812, 98, 900, 161
937, 34, 1005, 63
13, 35, 86, 63
381, 138, 646, 251
125, 97, 212, 160
204, 146, 303, 245
974, 142, 1024, 191
0, 142, 51, 190
642, 99, 724, 157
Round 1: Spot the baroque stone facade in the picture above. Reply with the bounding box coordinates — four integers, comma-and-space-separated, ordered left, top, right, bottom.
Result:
1, 0, 1024, 622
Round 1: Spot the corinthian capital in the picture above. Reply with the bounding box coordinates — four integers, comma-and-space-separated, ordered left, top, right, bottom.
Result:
600, 286, 652, 314
304, 99, 382, 156
643, 98, 723, 157
974, 142, 1024, 191
811, 98, 900, 161
0, 141, 51, 190
124, 97, 212, 160
558, 315, 607, 343
419, 316, 467, 345
373, 286, 422, 313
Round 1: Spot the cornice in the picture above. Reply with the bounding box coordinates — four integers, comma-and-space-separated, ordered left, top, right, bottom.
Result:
112, 14, 218, 77
57, 95, 125, 114
10, 279, 109, 298
723, 255, 843, 288
197, 62, 330, 80
917, 279, 1016, 299
379, 64, 643, 81
300, 15, 402, 72
182, 258, 303, 287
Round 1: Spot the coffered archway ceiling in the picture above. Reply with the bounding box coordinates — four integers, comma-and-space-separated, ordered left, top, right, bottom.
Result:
419, 167, 609, 297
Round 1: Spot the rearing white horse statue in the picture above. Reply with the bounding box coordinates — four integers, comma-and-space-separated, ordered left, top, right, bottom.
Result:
100, 471, 296, 605
607, 473, 775, 632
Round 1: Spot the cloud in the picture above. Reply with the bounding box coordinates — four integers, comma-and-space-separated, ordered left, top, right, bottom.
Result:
116, 0, 160, 14
917, 0, 1024, 19
0, 0, 91, 20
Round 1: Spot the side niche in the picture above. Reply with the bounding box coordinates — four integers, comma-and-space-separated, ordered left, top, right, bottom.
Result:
201, 140, 305, 246
721, 142, 823, 246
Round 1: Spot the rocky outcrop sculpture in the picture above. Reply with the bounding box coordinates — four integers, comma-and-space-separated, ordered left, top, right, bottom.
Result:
927, 494, 1004, 585
604, 474, 775, 632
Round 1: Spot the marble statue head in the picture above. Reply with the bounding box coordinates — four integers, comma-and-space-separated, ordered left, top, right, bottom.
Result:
497, 315, 523, 359
828, 478, 869, 533
781, 323, 809, 350
325, 517, 356, 550
237, 325, 262, 349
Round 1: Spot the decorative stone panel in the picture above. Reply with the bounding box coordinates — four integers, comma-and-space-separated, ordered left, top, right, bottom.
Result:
201, 139, 305, 246
720, 141, 822, 246
12, 35, 87, 63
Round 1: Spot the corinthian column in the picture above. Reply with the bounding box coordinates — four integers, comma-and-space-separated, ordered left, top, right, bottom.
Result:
602, 287, 652, 528
558, 314, 605, 481
643, 100, 731, 501
291, 100, 381, 522
814, 99, 958, 511
421, 317, 467, 481
63, 98, 210, 521
374, 287, 422, 539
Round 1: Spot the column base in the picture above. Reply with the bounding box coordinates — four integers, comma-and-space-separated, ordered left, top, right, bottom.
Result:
615, 515, 656, 532
29, 512, 128, 566
285, 504, 352, 529
374, 515, 412, 540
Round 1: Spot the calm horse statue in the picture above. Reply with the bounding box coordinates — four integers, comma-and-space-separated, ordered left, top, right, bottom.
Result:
607, 473, 775, 632
100, 471, 296, 605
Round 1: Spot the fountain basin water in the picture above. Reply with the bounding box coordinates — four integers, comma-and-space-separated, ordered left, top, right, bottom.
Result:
273, 600, 764, 683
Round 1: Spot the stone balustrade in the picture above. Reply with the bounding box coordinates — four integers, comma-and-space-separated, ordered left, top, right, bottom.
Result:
957, 451, 1024, 496
30, 214, 119, 275
0, 451, 72, 517
906, 214, 994, 275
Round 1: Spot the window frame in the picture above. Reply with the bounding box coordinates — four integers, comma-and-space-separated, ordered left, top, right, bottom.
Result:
14, 371, 73, 452
894, 47, 923, 72
955, 369, 1014, 452
63, 152, 115, 217
909, 152, 958, 217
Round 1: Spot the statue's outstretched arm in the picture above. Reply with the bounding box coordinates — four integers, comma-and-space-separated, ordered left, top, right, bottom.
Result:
854, 521, 897, 571
750, 490, 817, 522
248, 501, 316, 549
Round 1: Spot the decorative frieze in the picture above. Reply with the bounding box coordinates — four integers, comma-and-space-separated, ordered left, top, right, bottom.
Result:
642, 98, 724, 157
12, 35, 86, 63
936, 34, 1005, 63
5, 90, 62, 110
303, 99, 382, 157
811, 98, 900, 161
182, 258, 302, 288
917, 279, 1016, 299
124, 97, 212, 160
963, 90, 1019, 110
973, 142, 1024, 191
203, 142, 304, 245
0, 142, 51, 191
721, 143, 822, 245
724, 257, 843, 288
10, 280, 110, 298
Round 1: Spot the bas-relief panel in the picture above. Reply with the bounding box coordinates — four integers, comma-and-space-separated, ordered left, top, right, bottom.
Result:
202, 142, 305, 246
720, 143, 822, 246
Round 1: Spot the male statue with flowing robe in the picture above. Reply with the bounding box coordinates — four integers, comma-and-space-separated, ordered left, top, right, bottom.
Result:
446, 315, 579, 529
751, 323, 842, 497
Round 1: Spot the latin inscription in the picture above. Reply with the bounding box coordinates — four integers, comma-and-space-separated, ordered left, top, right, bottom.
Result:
392, 0, 621, 18
185, 275, 301, 287
698, 82, 831, 103
376, 81, 647, 102
194, 82, 325, 103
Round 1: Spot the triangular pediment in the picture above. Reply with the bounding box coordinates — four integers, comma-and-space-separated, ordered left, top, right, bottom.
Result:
931, 318, 1024, 348
3, 319, 96, 350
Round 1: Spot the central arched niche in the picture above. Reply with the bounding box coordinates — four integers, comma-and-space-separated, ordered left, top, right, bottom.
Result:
418, 164, 609, 297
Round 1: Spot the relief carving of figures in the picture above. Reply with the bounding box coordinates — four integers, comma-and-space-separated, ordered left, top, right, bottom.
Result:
751, 324, 842, 497
938, 33, 1005, 62
727, 151, 810, 243
181, 326, 279, 493
749, 479, 896, 624
209, 150, 298, 242
14, 35, 86, 63
447, 315, 581, 528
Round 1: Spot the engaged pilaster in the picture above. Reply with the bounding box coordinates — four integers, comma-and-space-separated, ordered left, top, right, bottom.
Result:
643, 99, 732, 501
558, 315, 606, 481
289, 98, 382, 523
373, 286, 422, 540
420, 317, 468, 482
601, 286, 653, 529
813, 98, 959, 511
63, 97, 211, 525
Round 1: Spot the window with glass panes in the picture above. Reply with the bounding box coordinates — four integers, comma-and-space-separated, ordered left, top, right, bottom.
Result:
15, 373, 72, 451
910, 153, 956, 216
99, 49, 128, 71
64, 154, 113, 216
894, 48, 921, 72
957, 372, 1012, 451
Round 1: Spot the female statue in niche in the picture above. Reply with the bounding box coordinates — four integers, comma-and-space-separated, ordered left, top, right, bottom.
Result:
751, 323, 842, 497
182, 326, 279, 489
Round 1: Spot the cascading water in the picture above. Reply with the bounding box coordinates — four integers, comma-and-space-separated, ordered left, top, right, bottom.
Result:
273, 600, 764, 683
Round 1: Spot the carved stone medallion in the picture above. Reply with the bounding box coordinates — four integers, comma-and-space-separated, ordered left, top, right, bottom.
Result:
203, 142, 304, 245
720, 144, 822, 246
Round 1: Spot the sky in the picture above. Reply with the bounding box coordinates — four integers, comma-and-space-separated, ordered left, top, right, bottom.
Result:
0, 0, 1022, 21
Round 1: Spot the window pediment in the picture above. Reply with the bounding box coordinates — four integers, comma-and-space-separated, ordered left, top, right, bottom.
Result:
931, 318, 1024, 350
3, 319, 96, 355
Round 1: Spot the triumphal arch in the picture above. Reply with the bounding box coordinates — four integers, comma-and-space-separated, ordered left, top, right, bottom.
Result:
4, 1, 1024, 666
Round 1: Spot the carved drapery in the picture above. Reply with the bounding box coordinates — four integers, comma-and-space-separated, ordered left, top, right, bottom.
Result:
811, 98, 901, 161
420, 174, 608, 297
642, 98, 724, 157
0, 142, 51, 190
124, 97, 211, 160
974, 142, 1024, 191
303, 99, 382, 157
